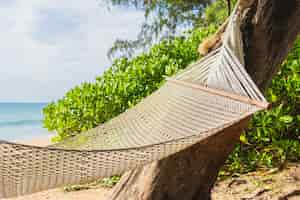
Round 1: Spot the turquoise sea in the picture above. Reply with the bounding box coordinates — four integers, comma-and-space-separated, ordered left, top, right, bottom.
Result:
0, 103, 52, 142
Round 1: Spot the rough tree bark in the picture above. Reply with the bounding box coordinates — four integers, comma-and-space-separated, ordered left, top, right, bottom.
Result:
107, 0, 300, 199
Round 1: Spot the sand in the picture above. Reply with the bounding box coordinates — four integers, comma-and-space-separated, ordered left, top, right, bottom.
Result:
20, 136, 53, 146
8, 188, 111, 200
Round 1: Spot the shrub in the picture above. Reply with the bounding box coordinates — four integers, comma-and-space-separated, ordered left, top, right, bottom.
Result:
223, 38, 300, 175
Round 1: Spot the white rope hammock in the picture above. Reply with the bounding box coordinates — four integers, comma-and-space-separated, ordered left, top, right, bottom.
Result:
0, 3, 268, 198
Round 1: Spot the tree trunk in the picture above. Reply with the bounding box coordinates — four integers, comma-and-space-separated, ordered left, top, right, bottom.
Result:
107, 0, 300, 199
242, 0, 300, 90
108, 117, 250, 200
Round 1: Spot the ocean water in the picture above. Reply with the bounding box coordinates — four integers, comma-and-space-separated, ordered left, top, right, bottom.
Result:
0, 103, 52, 142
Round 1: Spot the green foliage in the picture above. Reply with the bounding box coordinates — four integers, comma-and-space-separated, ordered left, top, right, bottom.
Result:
223, 38, 300, 175
43, 26, 217, 141
62, 175, 121, 192
105, 0, 211, 58
100, 175, 121, 187
204, 0, 228, 25
107, 0, 238, 58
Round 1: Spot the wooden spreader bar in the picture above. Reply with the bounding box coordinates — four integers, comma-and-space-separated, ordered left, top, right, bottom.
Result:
166, 78, 269, 109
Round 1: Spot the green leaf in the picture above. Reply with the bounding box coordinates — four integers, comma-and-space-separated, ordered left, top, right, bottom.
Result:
240, 133, 249, 145
279, 115, 294, 123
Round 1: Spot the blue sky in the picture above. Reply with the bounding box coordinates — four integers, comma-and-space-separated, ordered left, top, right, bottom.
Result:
0, 0, 143, 102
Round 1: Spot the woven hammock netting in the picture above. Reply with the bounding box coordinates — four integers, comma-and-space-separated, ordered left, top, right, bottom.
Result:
0, 4, 269, 198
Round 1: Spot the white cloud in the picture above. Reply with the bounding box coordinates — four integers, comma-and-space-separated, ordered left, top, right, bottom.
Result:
0, 0, 143, 102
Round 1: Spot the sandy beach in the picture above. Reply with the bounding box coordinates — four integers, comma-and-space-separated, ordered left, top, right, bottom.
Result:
9, 188, 111, 200
20, 135, 53, 146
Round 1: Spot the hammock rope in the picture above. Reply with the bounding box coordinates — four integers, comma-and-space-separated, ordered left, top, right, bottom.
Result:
0, 3, 269, 198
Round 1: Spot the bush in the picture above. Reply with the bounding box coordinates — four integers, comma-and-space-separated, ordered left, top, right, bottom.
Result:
223, 38, 300, 175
